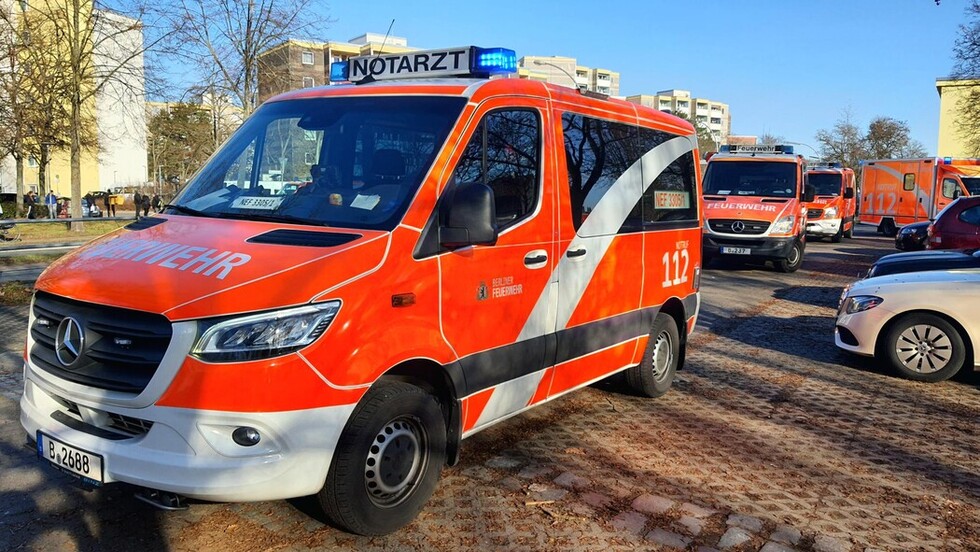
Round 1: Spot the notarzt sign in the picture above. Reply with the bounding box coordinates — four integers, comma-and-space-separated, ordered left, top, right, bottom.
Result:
349, 47, 472, 83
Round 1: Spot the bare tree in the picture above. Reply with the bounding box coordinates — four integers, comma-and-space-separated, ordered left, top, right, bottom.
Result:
865, 117, 927, 159
951, 0, 980, 155
163, 0, 332, 117
758, 133, 785, 146
814, 109, 867, 169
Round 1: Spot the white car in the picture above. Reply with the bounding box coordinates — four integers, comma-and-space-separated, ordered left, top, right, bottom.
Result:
836, 269, 980, 382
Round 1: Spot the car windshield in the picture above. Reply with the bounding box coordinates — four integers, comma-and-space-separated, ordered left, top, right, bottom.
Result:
703, 160, 797, 198
806, 173, 842, 196
168, 96, 466, 231
961, 177, 980, 196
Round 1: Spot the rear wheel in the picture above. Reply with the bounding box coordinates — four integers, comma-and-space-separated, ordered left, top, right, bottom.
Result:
775, 240, 804, 273
317, 381, 446, 535
881, 313, 966, 383
879, 219, 897, 237
626, 313, 680, 398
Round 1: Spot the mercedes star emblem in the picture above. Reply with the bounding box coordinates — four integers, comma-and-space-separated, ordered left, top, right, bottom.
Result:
731, 221, 745, 233
55, 317, 85, 367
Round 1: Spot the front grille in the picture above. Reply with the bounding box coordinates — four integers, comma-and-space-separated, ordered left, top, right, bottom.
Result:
31, 292, 173, 394
707, 219, 770, 235
51, 394, 153, 437
807, 208, 823, 219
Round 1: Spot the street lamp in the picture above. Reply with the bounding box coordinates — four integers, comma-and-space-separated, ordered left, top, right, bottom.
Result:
532, 60, 582, 91
784, 141, 820, 160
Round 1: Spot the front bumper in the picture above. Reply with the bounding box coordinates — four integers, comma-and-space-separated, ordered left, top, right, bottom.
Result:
834, 305, 896, 357
20, 370, 355, 502
702, 234, 798, 260
806, 218, 841, 237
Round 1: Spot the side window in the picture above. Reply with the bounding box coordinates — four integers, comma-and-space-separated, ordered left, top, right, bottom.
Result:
903, 173, 915, 191
638, 150, 699, 226
562, 113, 642, 232
450, 110, 540, 228
958, 205, 980, 226
943, 178, 960, 199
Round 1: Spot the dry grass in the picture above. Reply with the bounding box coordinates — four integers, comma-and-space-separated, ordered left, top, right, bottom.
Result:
2, 219, 128, 245
0, 282, 33, 305
0, 253, 65, 266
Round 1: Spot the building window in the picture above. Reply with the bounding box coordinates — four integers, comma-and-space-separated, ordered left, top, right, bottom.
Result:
27, 156, 37, 168
710, 117, 722, 125
301, 51, 314, 65
302, 76, 315, 88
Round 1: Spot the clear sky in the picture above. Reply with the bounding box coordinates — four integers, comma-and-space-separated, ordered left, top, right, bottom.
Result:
321, 0, 966, 155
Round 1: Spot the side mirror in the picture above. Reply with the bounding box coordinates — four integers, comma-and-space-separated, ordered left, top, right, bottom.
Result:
843, 188, 854, 199
953, 188, 962, 199
439, 182, 498, 249
802, 184, 815, 203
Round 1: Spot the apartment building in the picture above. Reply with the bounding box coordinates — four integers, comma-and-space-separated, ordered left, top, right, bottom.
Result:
936, 77, 980, 157
625, 90, 731, 146
516, 55, 620, 96
258, 33, 415, 102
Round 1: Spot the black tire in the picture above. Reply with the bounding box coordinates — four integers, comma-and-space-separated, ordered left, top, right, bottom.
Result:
626, 313, 680, 398
317, 381, 446, 535
879, 219, 898, 237
775, 240, 804, 273
830, 224, 843, 243
881, 313, 966, 383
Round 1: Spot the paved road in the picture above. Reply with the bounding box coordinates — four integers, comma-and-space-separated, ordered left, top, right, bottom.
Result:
1, 230, 978, 551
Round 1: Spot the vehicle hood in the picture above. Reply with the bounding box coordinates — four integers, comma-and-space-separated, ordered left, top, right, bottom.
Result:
702, 194, 798, 222
852, 268, 980, 294
876, 249, 976, 265
35, 215, 389, 321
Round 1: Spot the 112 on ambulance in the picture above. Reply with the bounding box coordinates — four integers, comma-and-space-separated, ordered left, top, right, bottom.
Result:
20, 46, 703, 535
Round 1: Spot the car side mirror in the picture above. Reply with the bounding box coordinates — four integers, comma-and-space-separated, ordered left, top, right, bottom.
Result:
439, 182, 498, 249
802, 184, 815, 203
843, 188, 854, 199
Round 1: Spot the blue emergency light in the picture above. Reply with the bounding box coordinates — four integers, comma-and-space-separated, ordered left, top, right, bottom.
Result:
944, 156, 953, 164
329, 46, 517, 84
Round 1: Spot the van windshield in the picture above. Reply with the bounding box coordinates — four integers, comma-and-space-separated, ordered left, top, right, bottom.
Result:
703, 160, 798, 198
962, 177, 980, 196
168, 96, 466, 231
806, 173, 843, 196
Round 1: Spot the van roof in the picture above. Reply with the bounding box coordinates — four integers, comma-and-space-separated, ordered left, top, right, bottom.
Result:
265, 77, 695, 135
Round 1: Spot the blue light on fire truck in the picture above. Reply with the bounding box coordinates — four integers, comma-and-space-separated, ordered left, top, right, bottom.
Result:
330, 61, 350, 82
943, 156, 953, 165
471, 47, 517, 75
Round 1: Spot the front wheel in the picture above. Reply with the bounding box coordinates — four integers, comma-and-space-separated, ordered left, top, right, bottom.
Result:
830, 224, 844, 243
775, 240, 804, 273
843, 221, 853, 239
881, 313, 966, 383
317, 381, 447, 535
626, 313, 680, 398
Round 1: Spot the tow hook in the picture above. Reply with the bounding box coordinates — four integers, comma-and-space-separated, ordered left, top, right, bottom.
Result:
135, 488, 189, 511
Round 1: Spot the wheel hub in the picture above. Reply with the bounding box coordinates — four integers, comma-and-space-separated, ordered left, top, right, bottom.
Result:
896, 324, 951, 374
650, 330, 673, 382
364, 418, 424, 507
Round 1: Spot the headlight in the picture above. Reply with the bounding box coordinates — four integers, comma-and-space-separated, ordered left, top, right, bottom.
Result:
843, 295, 882, 314
823, 207, 838, 218
771, 215, 795, 234
192, 302, 341, 362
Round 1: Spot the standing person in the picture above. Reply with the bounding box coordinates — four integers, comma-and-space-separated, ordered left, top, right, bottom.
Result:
24, 191, 37, 219
103, 192, 114, 217
141, 193, 150, 217
151, 193, 162, 213
44, 191, 57, 219
133, 191, 142, 219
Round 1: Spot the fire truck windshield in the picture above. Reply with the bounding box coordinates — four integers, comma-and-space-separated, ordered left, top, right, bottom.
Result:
962, 177, 980, 196
703, 160, 798, 198
806, 173, 843, 196
169, 96, 466, 231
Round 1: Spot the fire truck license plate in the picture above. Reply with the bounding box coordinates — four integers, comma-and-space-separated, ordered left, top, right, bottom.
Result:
37, 431, 104, 485
721, 247, 751, 255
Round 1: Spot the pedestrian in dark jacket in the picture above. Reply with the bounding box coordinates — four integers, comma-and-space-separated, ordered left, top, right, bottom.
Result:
141, 193, 150, 217
133, 192, 142, 219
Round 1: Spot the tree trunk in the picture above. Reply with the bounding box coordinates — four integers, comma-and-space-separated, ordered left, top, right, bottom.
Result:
69, 0, 83, 231
14, 154, 24, 215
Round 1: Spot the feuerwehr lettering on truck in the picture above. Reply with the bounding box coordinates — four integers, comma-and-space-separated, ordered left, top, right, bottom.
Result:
79, 238, 251, 279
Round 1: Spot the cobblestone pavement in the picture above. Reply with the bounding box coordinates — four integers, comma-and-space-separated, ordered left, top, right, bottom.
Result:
1, 233, 978, 551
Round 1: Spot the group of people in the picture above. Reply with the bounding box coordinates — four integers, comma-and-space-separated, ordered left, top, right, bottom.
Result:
20, 190, 164, 219
133, 191, 163, 218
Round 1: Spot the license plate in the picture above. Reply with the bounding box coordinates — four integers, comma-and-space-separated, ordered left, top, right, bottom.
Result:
721, 247, 751, 255
37, 431, 104, 486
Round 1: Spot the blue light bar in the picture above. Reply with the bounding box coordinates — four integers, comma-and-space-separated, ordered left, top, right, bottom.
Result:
782, 145, 794, 154
944, 156, 953, 165
719, 145, 731, 153
330, 61, 349, 83
471, 47, 517, 75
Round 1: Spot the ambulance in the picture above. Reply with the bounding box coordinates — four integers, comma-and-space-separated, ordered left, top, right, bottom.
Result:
701, 144, 813, 272
803, 164, 856, 242
20, 46, 703, 535
860, 157, 980, 236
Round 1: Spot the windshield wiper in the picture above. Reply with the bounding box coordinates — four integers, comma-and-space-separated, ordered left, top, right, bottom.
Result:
211, 212, 328, 226
164, 204, 213, 218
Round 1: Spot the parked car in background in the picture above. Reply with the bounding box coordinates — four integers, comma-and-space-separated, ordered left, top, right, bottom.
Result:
867, 248, 980, 278
895, 221, 930, 251
837, 269, 980, 382
927, 196, 980, 250
81, 198, 103, 217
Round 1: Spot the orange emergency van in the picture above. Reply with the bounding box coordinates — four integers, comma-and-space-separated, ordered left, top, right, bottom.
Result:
860, 157, 980, 235
803, 164, 856, 242
701, 144, 813, 272
20, 46, 703, 535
